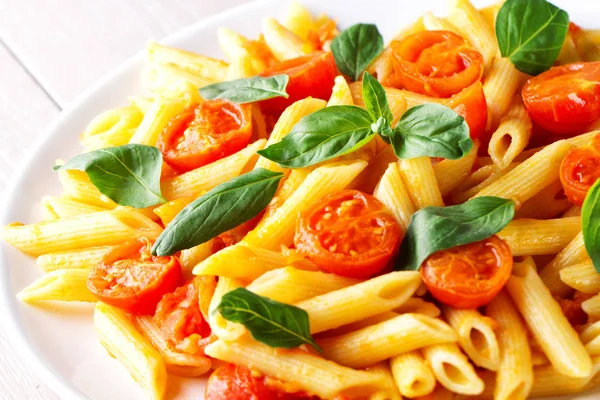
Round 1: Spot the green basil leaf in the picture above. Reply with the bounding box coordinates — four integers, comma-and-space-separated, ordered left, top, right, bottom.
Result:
396, 197, 515, 271
199, 74, 289, 103
390, 103, 473, 160
152, 168, 283, 256
582, 179, 600, 273
362, 71, 393, 132
218, 288, 322, 352
55, 144, 165, 208
331, 23, 384, 81
257, 106, 375, 168
496, 0, 569, 75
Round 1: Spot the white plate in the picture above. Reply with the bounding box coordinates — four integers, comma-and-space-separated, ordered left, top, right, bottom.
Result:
2, 0, 599, 399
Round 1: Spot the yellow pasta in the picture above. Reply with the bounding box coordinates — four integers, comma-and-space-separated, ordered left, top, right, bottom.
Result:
497, 217, 581, 256
450, 162, 519, 204
18, 269, 95, 304
373, 161, 416, 231
513, 180, 571, 220
128, 96, 187, 146
422, 343, 484, 395
529, 358, 600, 398
422, 12, 459, 32
41, 196, 107, 220
559, 261, 600, 294
433, 143, 479, 197
390, 351, 436, 398
262, 17, 311, 61
283, 1, 315, 40
483, 58, 523, 132
80, 105, 143, 151
398, 157, 444, 209
94, 303, 167, 399
583, 294, 600, 320
488, 95, 532, 169
557, 32, 583, 65
207, 277, 246, 341
58, 169, 116, 209
581, 321, 600, 357
365, 362, 403, 400
327, 75, 354, 107
36, 246, 112, 272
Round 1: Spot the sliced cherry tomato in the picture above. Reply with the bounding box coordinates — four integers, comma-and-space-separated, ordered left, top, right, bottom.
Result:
244, 34, 278, 70
87, 237, 181, 314
420, 235, 512, 309
205, 364, 316, 400
157, 100, 252, 173
445, 82, 488, 139
386, 30, 484, 98
557, 291, 593, 327
522, 61, 600, 135
153, 276, 214, 356
559, 134, 600, 206
294, 190, 402, 279
260, 51, 338, 115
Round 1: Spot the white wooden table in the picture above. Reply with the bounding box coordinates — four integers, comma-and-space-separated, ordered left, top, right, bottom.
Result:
0, 1, 248, 398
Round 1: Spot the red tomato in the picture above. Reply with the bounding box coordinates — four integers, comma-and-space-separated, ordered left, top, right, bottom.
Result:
157, 100, 252, 173
522, 61, 600, 135
244, 34, 278, 70
445, 82, 488, 139
386, 30, 484, 98
557, 291, 593, 327
420, 235, 512, 309
260, 51, 338, 115
87, 238, 181, 314
153, 276, 214, 355
294, 190, 403, 279
559, 134, 600, 206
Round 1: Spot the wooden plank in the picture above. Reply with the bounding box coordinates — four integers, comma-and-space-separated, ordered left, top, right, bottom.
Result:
0, 41, 60, 399
0, 0, 250, 106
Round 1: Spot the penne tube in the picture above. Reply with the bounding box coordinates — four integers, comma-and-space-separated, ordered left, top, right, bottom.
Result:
217, 27, 249, 59
506, 257, 592, 378
296, 271, 421, 334
1, 209, 162, 256
581, 321, 600, 357
422, 12, 459, 32
205, 338, 384, 399
450, 162, 519, 204
582, 294, 600, 320
497, 217, 581, 256
179, 241, 213, 277
58, 169, 116, 209
242, 160, 367, 250
365, 362, 403, 400
485, 290, 533, 400
442, 306, 500, 371
94, 303, 167, 399
226, 49, 256, 79
513, 180, 571, 220
262, 17, 310, 61
36, 246, 112, 272
18, 269, 95, 304
373, 162, 416, 232
152, 196, 194, 226
318, 313, 457, 368
483, 58, 523, 132
80, 105, 143, 151
283, 1, 314, 40
563, 205, 582, 217
474, 140, 574, 208
262, 167, 314, 220
422, 343, 484, 395
390, 351, 436, 398
539, 231, 590, 297
559, 261, 600, 294
134, 316, 211, 377
398, 157, 444, 209
479, 2, 501, 32
327, 75, 354, 107
529, 357, 600, 398
41, 196, 107, 220
162, 139, 265, 200
247, 267, 360, 304
557, 32, 583, 65
433, 142, 479, 197
129, 96, 187, 146
207, 277, 246, 341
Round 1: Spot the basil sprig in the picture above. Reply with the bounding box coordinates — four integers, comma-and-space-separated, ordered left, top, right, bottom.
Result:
396, 197, 515, 271
152, 168, 283, 256
258, 72, 472, 168
582, 179, 600, 273
496, 0, 569, 75
55, 144, 165, 208
218, 288, 321, 352
199, 74, 289, 103
331, 23, 384, 81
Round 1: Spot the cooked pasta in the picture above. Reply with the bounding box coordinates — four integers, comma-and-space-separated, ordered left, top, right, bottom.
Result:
390, 351, 436, 398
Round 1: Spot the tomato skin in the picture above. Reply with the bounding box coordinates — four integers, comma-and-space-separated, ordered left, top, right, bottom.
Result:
294, 190, 403, 279
522, 62, 600, 135
387, 30, 484, 98
559, 134, 600, 206
87, 238, 181, 315
445, 82, 488, 139
153, 276, 214, 356
420, 235, 512, 309
157, 100, 252, 173
261, 51, 338, 116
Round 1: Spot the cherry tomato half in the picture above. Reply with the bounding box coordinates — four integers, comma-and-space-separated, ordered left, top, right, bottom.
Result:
420, 235, 512, 309
157, 99, 252, 173
387, 30, 484, 98
294, 190, 402, 279
560, 134, 600, 206
445, 82, 488, 139
87, 237, 181, 314
260, 51, 337, 115
522, 61, 600, 135
153, 276, 214, 356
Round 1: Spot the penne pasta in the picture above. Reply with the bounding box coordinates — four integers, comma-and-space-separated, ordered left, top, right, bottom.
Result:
365, 362, 403, 400
36, 246, 112, 272
207, 277, 246, 341
581, 321, 600, 357
483, 58, 523, 132
373, 161, 416, 231
497, 217, 581, 256
398, 157, 444, 209
41, 196, 107, 220
559, 261, 600, 294
327, 75, 354, 107
582, 294, 600, 320
433, 143, 479, 197
18, 269, 96, 304
513, 180, 571, 220
262, 17, 310, 61
390, 351, 436, 398
422, 343, 484, 395
529, 357, 600, 398
80, 105, 143, 151
129, 96, 187, 146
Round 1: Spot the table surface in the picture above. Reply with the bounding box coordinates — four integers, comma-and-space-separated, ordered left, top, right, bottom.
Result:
0, 0, 248, 398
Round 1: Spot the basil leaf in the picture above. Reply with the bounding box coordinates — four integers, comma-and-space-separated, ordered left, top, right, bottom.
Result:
396, 197, 515, 271
496, 0, 569, 75
390, 103, 473, 160
55, 144, 165, 208
362, 72, 393, 132
152, 168, 283, 256
582, 179, 600, 273
257, 106, 375, 168
199, 74, 289, 103
331, 23, 384, 81
218, 288, 322, 352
